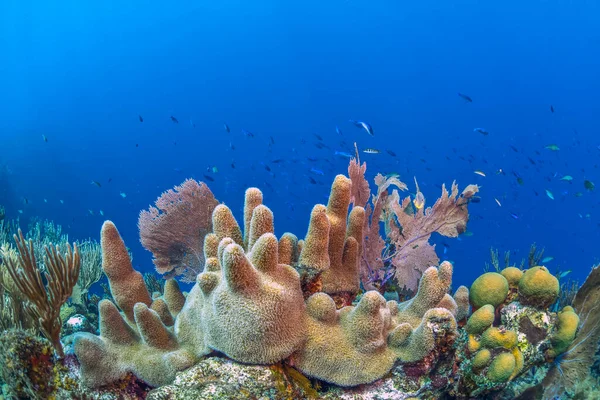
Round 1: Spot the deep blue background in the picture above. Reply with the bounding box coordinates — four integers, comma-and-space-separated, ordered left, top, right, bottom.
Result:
1, 0, 599, 288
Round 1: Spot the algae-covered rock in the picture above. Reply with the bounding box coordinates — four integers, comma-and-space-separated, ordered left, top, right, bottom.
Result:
146, 357, 318, 400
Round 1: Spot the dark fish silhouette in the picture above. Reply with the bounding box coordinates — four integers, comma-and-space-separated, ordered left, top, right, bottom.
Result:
139, 115, 143, 122
203, 174, 215, 182
550, 105, 554, 113
170, 116, 179, 123
458, 93, 473, 102
224, 123, 230, 133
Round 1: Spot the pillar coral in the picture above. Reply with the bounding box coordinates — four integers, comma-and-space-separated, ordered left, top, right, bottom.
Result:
74, 175, 458, 389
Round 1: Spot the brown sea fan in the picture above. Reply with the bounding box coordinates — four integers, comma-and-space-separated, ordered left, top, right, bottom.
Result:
139, 179, 219, 282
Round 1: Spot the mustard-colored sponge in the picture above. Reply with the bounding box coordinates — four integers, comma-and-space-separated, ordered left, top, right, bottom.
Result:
480, 327, 517, 349
472, 348, 492, 371
466, 304, 495, 335
469, 272, 509, 308
486, 352, 516, 383
518, 266, 559, 308
500, 267, 523, 287
549, 306, 580, 356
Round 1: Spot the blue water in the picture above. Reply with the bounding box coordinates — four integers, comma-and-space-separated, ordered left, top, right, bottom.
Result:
1, 0, 599, 288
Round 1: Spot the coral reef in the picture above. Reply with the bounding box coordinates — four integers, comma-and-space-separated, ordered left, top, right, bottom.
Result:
72, 168, 460, 392
1, 160, 593, 399
452, 265, 580, 398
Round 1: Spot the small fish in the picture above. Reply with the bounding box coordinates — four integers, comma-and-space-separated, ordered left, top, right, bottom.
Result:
272, 159, 284, 163
139, 115, 143, 122
458, 93, 473, 103
510, 212, 519, 219
474, 128, 489, 136
387, 150, 397, 157
211, 166, 218, 173
203, 174, 215, 182
224, 123, 230, 133
60, 199, 64, 204
308, 177, 317, 184
541, 256, 554, 263
413, 177, 425, 210
313, 133, 323, 141
242, 129, 254, 138
91, 180, 102, 188
170, 116, 179, 124
264, 165, 271, 172
44, 199, 47, 203
270, 136, 275, 145
545, 189, 554, 200
310, 168, 324, 176
584, 180, 595, 191
473, 170, 486, 177
545, 144, 560, 151
494, 198, 502, 207
231, 162, 235, 169
363, 148, 380, 154
99, 210, 104, 216
558, 270, 571, 279
509, 145, 519, 153
575, 192, 583, 197
334, 151, 353, 158
190, 119, 195, 128
23, 197, 28, 205
88, 209, 94, 216
349, 120, 374, 136
560, 175, 573, 182
18, 210, 23, 214
42, 134, 48, 142
463, 231, 474, 237
229, 142, 235, 150
550, 105, 554, 113
496, 168, 505, 175
336, 125, 343, 136
513, 171, 524, 185
120, 192, 127, 198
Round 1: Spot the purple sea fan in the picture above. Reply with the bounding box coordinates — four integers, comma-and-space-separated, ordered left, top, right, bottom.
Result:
138, 179, 219, 282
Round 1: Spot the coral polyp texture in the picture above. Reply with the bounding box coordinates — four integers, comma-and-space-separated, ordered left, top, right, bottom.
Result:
62, 165, 595, 399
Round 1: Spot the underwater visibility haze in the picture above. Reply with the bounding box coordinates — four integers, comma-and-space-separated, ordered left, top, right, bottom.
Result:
0, 1, 599, 399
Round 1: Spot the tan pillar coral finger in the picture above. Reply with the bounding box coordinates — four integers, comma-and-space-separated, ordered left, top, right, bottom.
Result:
278, 232, 299, 265
212, 204, 243, 245
247, 204, 275, 251
244, 187, 263, 249
320, 176, 365, 296
101, 221, 152, 322
299, 204, 331, 271
396, 261, 454, 328
197, 233, 307, 364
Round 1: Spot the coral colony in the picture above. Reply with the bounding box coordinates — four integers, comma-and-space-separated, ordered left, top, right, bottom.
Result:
1, 158, 598, 399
